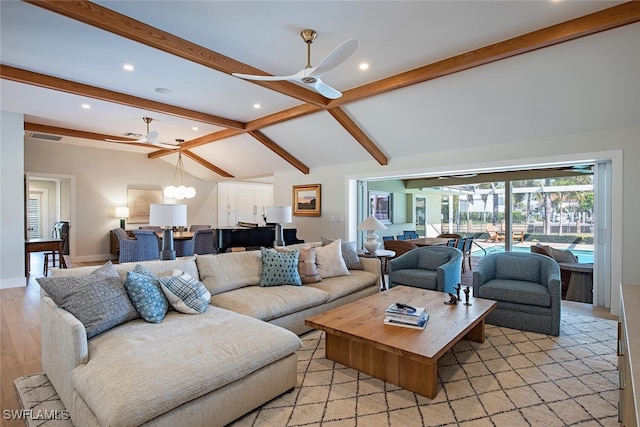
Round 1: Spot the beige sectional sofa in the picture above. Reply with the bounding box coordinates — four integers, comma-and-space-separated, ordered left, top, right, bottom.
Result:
41, 244, 380, 426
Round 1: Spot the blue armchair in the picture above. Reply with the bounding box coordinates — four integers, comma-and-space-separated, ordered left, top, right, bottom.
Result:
131, 229, 161, 261
112, 228, 138, 263
388, 246, 462, 294
473, 252, 561, 336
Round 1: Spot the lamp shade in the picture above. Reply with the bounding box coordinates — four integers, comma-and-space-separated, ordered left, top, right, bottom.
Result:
149, 204, 187, 227
358, 215, 388, 231
266, 206, 292, 224
115, 206, 129, 218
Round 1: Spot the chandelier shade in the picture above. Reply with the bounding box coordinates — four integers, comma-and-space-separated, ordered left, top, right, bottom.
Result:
164, 150, 196, 199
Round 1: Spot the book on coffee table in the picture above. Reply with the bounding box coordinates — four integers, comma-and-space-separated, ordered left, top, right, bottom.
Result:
385, 303, 427, 324
384, 315, 428, 330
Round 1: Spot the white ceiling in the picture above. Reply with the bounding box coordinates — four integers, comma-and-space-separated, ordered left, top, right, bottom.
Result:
1, 1, 638, 181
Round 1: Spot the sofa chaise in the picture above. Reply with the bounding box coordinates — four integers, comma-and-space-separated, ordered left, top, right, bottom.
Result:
40, 241, 380, 426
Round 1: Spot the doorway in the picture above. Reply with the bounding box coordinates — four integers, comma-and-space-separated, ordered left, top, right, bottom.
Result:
25, 173, 74, 260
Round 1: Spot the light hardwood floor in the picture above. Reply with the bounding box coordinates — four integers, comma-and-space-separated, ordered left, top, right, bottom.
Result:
0, 254, 617, 427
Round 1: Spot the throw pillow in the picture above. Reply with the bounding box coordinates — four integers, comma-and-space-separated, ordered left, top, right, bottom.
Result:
158, 271, 211, 314
322, 237, 363, 270
37, 262, 139, 338
315, 239, 350, 278
297, 247, 322, 284
550, 247, 578, 263
260, 247, 302, 286
124, 271, 169, 323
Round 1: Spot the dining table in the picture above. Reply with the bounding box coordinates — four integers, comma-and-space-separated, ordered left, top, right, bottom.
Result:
405, 237, 450, 247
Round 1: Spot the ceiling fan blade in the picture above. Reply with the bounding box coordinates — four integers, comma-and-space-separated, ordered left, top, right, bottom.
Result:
145, 130, 159, 143
308, 38, 359, 78
231, 72, 296, 81
312, 78, 342, 99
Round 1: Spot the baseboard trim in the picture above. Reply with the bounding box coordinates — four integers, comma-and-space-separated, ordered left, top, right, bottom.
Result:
1, 276, 26, 289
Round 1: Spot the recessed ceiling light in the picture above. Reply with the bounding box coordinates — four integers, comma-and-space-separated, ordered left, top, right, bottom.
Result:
123, 64, 134, 71
359, 63, 369, 70
155, 87, 173, 94
192, 126, 198, 131
253, 103, 261, 109
81, 103, 91, 109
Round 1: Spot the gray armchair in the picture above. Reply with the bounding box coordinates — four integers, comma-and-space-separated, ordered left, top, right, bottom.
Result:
473, 252, 561, 336
388, 246, 462, 294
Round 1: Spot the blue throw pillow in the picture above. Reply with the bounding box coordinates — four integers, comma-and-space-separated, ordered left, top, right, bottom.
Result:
260, 247, 302, 286
124, 271, 169, 323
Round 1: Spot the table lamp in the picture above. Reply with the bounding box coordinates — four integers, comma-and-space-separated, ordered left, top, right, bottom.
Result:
115, 206, 129, 229
358, 215, 388, 253
149, 203, 187, 260
266, 206, 293, 247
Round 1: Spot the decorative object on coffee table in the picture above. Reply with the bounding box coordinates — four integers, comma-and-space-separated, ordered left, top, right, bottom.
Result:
444, 292, 458, 305
464, 285, 471, 305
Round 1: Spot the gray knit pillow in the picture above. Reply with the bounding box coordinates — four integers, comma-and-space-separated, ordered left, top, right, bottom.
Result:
321, 237, 363, 270
37, 263, 139, 338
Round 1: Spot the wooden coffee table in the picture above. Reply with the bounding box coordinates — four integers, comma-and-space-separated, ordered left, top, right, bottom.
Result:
305, 285, 496, 398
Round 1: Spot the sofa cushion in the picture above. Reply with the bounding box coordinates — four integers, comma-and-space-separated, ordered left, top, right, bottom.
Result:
260, 247, 302, 286
315, 239, 350, 278
495, 256, 541, 283
71, 307, 302, 427
196, 251, 263, 295
159, 271, 211, 314
390, 269, 438, 290
321, 237, 363, 270
307, 270, 378, 302
418, 251, 451, 271
477, 279, 551, 307
37, 262, 139, 338
124, 271, 168, 323
210, 286, 330, 321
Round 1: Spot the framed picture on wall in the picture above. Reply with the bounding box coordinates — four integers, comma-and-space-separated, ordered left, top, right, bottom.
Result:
293, 184, 321, 216
127, 187, 163, 223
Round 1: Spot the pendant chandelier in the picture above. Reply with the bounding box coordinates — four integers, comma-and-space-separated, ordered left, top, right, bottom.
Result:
164, 142, 196, 199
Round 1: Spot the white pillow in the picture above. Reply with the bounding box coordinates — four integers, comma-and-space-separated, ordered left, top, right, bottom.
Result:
315, 239, 350, 278
159, 270, 211, 314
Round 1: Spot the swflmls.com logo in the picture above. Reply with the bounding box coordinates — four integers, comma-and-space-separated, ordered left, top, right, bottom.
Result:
3, 409, 70, 420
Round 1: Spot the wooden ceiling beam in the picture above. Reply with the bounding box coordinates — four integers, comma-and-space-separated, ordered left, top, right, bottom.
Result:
23, 0, 329, 107
3, 65, 244, 130
182, 150, 234, 178
245, 104, 322, 132
328, 107, 387, 166
329, 1, 640, 107
248, 130, 309, 174
24, 122, 153, 149
147, 129, 245, 159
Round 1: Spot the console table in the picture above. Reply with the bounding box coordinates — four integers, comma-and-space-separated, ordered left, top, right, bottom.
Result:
25, 238, 66, 275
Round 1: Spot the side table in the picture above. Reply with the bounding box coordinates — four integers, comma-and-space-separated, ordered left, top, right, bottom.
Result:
358, 249, 395, 290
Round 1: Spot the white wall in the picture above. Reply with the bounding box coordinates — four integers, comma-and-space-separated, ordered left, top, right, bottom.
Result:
24, 139, 219, 262
274, 125, 640, 315
0, 111, 26, 288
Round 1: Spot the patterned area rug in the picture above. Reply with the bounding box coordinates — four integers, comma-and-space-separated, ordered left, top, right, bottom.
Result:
15, 313, 618, 427
232, 313, 619, 426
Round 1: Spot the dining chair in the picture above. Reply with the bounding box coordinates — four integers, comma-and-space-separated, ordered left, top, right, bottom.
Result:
189, 224, 212, 231
112, 228, 138, 263
131, 229, 161, 261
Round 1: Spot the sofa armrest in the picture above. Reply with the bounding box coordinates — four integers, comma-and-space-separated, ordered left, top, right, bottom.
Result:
41, 295, 88, 412
472, 256, 497, 296
358, 256, 382, 289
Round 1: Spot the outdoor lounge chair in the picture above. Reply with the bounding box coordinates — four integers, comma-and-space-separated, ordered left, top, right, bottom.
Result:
485, 224, 505, 242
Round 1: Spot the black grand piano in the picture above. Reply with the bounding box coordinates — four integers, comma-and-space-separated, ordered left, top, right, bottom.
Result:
213, 225, 303, 253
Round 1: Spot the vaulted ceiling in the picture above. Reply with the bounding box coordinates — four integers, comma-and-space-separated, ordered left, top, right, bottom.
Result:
2, 1, 639, 181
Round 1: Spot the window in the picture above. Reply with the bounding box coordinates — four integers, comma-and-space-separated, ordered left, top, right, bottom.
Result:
369, 191, 392, 224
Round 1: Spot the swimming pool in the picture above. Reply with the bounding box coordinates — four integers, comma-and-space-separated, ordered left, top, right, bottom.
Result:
471, 245, 594, 264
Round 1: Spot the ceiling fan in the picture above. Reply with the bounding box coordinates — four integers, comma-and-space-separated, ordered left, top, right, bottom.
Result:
232, 29, 359, 99
106, 117, 179, 150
